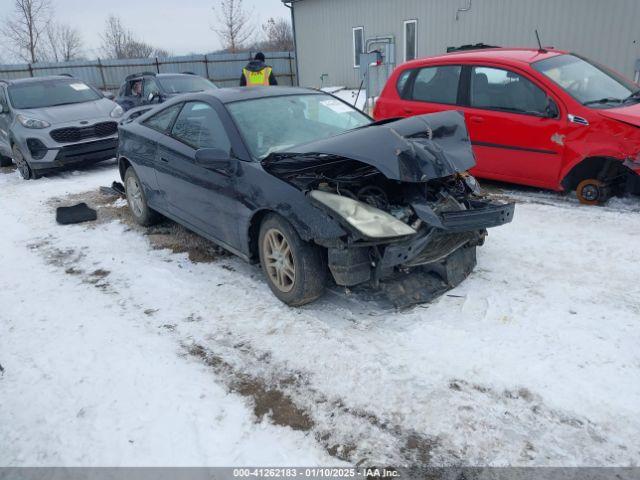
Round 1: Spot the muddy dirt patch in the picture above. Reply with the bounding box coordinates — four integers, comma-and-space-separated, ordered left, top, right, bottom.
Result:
49, 188, 229, 263
187, 343, 314, 432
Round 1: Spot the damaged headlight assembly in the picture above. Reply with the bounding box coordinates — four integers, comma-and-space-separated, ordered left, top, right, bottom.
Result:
309, 190, 416, 240
462, 173, 482, 195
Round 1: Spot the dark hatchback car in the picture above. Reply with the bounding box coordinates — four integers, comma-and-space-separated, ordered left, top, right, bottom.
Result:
117, 87, 514, 307
115, 72, 217, 111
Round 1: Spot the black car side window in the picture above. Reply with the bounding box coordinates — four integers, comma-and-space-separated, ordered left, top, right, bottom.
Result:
470, 66, 549, 115
143, 104, 182, 133
171, 102, 231, 151
410, 65, 462, 104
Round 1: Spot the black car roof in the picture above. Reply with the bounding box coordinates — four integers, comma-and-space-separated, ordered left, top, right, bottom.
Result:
197, 86, 322, 104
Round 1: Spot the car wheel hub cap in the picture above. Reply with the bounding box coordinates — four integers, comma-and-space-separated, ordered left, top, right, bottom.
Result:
126, 177, 143, 217
582, 184, 599, 201
264, 229, 295, 293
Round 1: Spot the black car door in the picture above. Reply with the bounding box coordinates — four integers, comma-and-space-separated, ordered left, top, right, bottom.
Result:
155, 100, 240, 249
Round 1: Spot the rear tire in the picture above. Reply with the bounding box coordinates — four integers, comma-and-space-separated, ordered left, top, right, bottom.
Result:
124, 167, 160, 226
12, 145, 37, 180
576, 178, 609, 205
258, 213, 327, 306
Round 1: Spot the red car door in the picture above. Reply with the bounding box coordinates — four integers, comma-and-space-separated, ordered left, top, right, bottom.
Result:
462, 65, 566, 189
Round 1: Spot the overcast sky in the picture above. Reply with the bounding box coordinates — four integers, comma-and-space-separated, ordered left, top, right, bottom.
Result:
0, 0, 290, 61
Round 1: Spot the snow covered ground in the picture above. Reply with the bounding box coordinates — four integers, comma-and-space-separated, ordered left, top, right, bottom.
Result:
1, 162, 639, 467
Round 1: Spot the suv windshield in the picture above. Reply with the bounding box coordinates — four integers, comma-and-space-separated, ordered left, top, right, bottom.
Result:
227, 93, 371, 159
8, 78, 101, 109
156, 76, 216, 94
532, 54, 636, 108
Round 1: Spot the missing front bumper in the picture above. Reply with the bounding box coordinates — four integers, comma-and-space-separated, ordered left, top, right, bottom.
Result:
344, 246, 478, 309
325, 198, 514, 308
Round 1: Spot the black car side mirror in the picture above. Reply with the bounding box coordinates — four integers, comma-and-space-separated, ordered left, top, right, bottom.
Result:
194, 148, 235, 171
148, 92, 160, 103
545, 98, 559, 118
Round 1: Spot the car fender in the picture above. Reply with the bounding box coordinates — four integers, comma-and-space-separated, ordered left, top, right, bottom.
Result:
558, 115, 640, 186
236, 162, 347, 259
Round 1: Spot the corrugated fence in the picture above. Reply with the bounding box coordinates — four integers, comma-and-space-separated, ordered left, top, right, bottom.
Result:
0, 51, 296, 91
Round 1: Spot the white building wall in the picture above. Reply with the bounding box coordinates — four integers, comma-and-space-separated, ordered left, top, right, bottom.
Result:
292, 0, 640, 88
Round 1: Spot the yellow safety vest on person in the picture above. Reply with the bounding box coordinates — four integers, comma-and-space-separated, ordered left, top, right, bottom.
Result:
242, 66, 273, 87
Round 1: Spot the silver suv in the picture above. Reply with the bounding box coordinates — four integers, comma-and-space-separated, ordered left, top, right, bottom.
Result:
0, 76, 123, 179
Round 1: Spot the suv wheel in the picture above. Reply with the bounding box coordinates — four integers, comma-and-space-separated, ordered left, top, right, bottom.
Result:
124, 167, 160, 226
258, 213, 327, 306
12, 145, 37, 180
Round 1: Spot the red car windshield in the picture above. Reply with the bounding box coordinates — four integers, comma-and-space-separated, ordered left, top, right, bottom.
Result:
532, 54, 637, 108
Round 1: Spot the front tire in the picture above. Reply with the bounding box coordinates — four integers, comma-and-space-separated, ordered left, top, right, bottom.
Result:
258, 214, 327, 306
124, 167, 160, 226
12, 145, 37, 180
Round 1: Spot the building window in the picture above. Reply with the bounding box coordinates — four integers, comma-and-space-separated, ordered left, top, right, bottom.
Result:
404, 20, 417, 62
353, 26, 364, 68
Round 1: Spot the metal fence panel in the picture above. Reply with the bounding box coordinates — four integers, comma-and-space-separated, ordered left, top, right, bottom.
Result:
0, 51, 296, 91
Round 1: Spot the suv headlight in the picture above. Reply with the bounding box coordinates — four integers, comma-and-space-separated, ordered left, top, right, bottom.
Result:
16, 114, 50, 129
110, 105, 124, 118
310, 190, 416, 240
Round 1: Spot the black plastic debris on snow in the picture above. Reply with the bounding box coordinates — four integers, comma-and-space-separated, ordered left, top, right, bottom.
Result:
56, 203, 97, 225
99, 181, 125, 197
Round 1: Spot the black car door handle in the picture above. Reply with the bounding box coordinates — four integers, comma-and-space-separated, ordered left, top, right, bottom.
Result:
160, 157, 169, 163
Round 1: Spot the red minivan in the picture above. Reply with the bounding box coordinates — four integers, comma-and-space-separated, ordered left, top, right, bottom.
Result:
374, 48, 640, 204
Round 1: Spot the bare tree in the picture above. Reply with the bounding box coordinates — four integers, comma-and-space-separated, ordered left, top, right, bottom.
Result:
1, 0, 53, 63
212, 0, 254, 53
100, 15, 131, 59
261, 17, 293, 51
100, 15, 164, 59
46, 22, 82, 62
122, 39, 154, 59
152, 48, 171, 58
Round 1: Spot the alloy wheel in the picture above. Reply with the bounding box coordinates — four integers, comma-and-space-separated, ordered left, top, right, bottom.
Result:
263, 228, 296, 293
126, 175, 144, 218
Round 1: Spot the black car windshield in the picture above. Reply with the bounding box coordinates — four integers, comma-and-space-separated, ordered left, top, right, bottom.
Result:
8, 78, 101, 109
227, 93, 371, 159
156, 76, 217, 94
532, 54, 637, 108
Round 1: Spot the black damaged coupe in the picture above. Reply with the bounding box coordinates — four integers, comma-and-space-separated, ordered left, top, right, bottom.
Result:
117, 87, 514, 307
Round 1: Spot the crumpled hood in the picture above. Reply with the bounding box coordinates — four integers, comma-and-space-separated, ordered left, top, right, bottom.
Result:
599, 103, 640, 127
17, 98, 116, 125
264, 110, 476, 183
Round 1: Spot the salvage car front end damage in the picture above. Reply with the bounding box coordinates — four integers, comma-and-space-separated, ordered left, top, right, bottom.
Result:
263, 111, 515, 307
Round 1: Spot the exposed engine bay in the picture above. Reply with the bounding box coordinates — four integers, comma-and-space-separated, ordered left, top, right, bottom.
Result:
262, 110, 515, 307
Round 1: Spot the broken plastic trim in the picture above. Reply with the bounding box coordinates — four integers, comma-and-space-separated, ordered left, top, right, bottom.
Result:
309, 190, 416, 240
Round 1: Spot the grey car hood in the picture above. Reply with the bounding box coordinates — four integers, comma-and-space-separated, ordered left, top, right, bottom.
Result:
17, 98, 116, 125
264, 110, 476, 183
